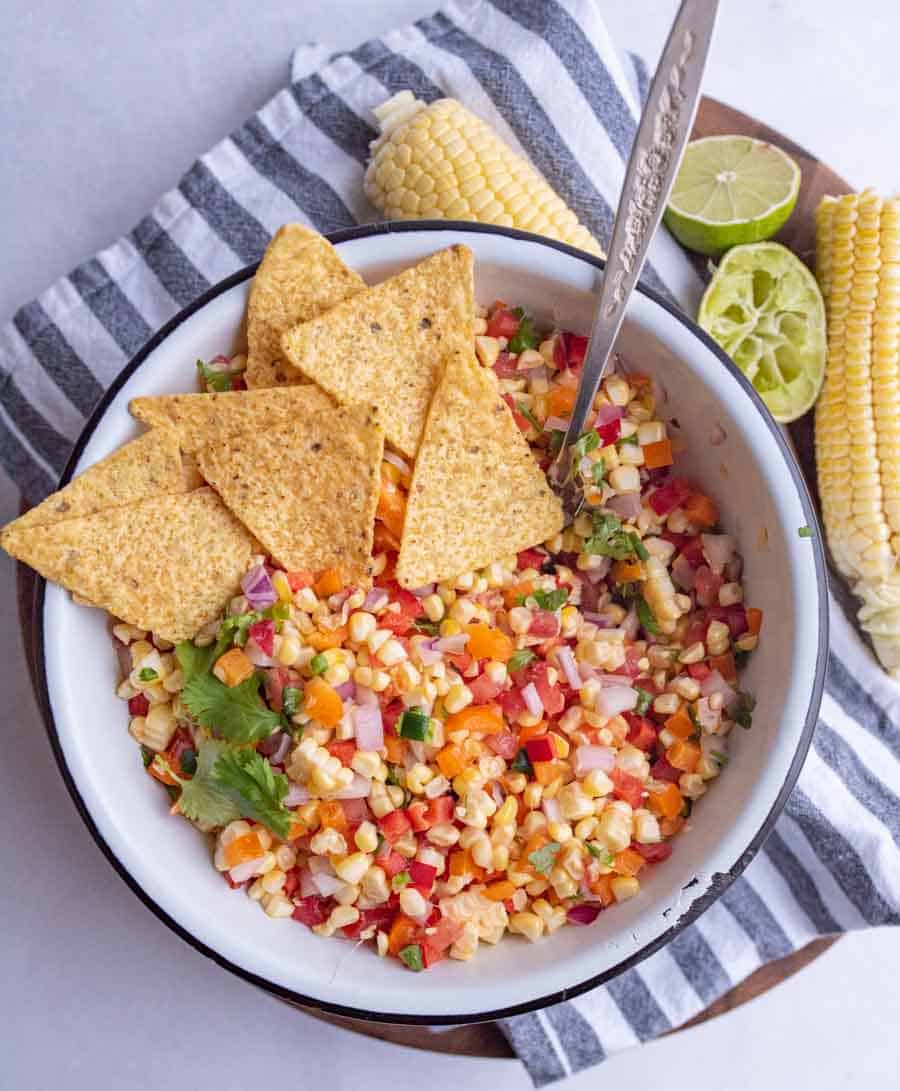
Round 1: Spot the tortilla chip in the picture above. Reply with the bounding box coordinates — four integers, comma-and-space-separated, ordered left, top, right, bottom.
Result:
1, 428, 185, 538
1, 488, 256, 642
129, 386, 333, 453
280, 245, 475, 458
195, 406, 384, 579
396, 352, 564, 588
245, 225, 366, 388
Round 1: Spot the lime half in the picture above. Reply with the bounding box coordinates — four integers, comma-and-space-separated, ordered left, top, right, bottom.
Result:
665, 136, 801, 255
698, 242, 826, 423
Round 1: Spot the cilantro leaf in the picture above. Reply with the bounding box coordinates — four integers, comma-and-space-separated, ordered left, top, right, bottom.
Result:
181, 672, 281, 744
508, 649, 536, 673
211, 748, 293, 838
531, 587, 568, 612
508, 312, 538, 353
196, 358, 233, 392
584, 511, 642, 560
635, 596, 661, 636
733, 691, 756, 730
634, 687, 653, 715
528, 842, 561, 876
177, 739, 241, 827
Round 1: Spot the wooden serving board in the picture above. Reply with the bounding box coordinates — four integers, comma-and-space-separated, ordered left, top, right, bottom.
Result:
16, 96, 848, 1059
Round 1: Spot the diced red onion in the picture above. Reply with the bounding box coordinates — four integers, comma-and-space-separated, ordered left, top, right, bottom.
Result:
702, 533, 736, 575
606, 492, 642, 521
334, 681, 355, 701
410, 583, 436, 598
521, 682, 544, 717
555, 645, 582, 690
363, 588, 389, 611
241, 564, 277, 610
244, 637, 274, 667
312, 873, 347, 897
333, 773, 372, 800
567, 903, 602, 925
285, 782, 310, 807
573, 744, 616, 777
700, 669, 736, 708
542, 797, 561, 823
672, 553, 696, 591
353, 703, 384, 751
229, 857, 267, 884
594, 685, 638, 718
356, 685, 378, 708
544, 415, 570, 432
383, 450, 412, 476
622, 608, 640, 640
435, 633, 469, 654
594, 403, 624, 426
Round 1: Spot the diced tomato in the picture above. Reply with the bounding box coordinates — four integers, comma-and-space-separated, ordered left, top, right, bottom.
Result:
486, 306, 520, 340
424, 795, 455, 826
498, 687, 527, 719
378, 809, 412, 843
707, 604, 749, 638
633, 841, 673, 864
502, 393, 532, 434
611, 768, 644, 808
486, 730, 519, 760
596, 416, 621, 447
287, 570, 315, 592
382, 699, 405, 736
694, 566, 722, 607
380, 851, 407, 879
649, 477, 692, 517
292, 896, 331, 927
650, 756, 681, 783
249, 618, 275, 656
517, 548, 546, 571
128, 693, 150, 717
624, 713, 658, 752
525, 736, 555, 763
687, 661, 712, 681
408, 860, 438, 890
529, 610, 560, 638
282, 867, 301, 898
407, 801, 430, 832
493, 350, 519, 379
469, 672, 503, 704
421, 915, 463, 968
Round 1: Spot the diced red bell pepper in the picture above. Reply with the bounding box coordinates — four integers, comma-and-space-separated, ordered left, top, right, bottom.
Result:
486, 730, 519, 760
292, 896, 331, 927
517, 548, 546, 571
624, 713, 658, 752
633, 841, 673, 864
525, 736, 555, 763
378, 809, 412, 843
596, 416, 621, 447
650, 756, 682, 783
469, 672, 503, 704
610, 768, 644, 808
249, 618, 275, 656
494, 350, 519, 379
529, 610, 560, 638
327, 739, 357, 767
408, 860, 438, 890
424, 795, 455, 826
486, 306, 520, 340
649, 477, 692, 517
128, 693, 150, 717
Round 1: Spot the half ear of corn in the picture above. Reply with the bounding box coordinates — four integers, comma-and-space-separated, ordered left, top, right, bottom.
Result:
815, 189, 900, 677
364, 92, 602, 257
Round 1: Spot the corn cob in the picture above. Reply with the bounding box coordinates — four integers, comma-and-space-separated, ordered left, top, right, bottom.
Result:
364, 92, 602, 256
815, 189, 900, 676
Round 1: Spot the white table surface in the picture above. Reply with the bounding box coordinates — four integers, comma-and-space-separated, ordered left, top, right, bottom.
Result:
2, 2, 899, 1087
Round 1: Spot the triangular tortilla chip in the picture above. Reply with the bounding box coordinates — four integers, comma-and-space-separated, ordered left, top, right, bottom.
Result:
1, 428, 186, 537
245, 225, 366, 388
280, 245, 474, 458
129, 386, 333, 453
195, 406, 384, 579
1, 488, 256, 642
396, 352, 564, 588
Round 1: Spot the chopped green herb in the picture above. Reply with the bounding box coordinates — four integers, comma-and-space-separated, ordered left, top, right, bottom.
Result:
508, 649, 537, 673
310, 653, 328, 676
733, 691, 756, 730
508, 312, 538, 353
399, 944, 424, 972
179, 748, 198, 776
574, 430, 600, 459
798, 525, 812, 538
181, 671, 281, 744
196, 358, 234, 392
211, 747, 294, 838
634, 688, 653, 715
517, 403, 542, 431
636, 595, 661, 636
531, 587, 568, 612
528, 841, 561, 876
398, 707, 431, 742
511, 748, 534, 776
584, 511, 642, 561
586, 843, 615, 867
138, 667, 159, 682
393, 872, 412, 891
281, 685, 302, 719
413, 618, 440, 636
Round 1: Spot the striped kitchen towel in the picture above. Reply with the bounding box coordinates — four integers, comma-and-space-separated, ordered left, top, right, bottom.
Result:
1, 0, 898, 1084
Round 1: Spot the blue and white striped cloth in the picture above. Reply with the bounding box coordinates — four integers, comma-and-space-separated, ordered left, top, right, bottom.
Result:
1, 1, 897, 1084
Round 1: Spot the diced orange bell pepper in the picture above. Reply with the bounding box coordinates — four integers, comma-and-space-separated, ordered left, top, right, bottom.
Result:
589, 874, 615, 906
307, 626, 348, 652
546, 383, 577, 417
463, 623, 514, 663
484, 880, 516, 902
666, 739, 701, 773
746, 607, 763, 636
613, 847, 646, 878
518, 721, 548, 744
436, 743, 467, 779
612, 558, 644, 583
505, 579, 535, 607
314, 567, 344, 597
642, 438, 674, 470
663, 705, 695, 740
376, 465, 408, 539
444, 704, 505, 735
318, 800, 348, 832
709, 651, 737, 684
223, 831, 264, 869
682, 492, 719, 528
533, 760, 560, 786
384, 735, 407, 764
647, 782, 684, 820
373, 522, 401, 553
213, 647, 255, 687
388, 914, 420, 956
304, 676, 343, 727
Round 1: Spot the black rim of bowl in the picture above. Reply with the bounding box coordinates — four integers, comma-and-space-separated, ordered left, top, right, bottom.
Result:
34, 220, 829, 1026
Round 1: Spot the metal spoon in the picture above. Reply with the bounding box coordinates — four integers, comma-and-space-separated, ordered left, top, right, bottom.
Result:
550, 0, 719, 520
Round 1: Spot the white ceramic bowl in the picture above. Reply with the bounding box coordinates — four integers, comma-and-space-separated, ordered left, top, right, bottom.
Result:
36, 224, 827, 1023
